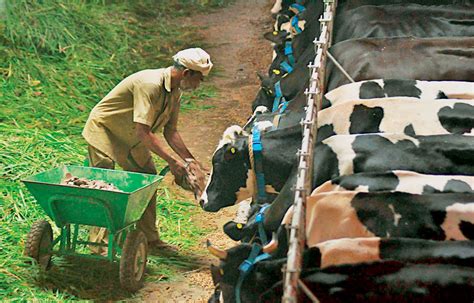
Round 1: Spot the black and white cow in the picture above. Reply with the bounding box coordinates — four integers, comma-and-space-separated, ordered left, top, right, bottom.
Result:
225, 170, 474, 243
208, 238, 474, 302
323, 79, 474, 108
334, 4, 474, 43
270, 0, 321, 36
200, 124, 301, 212
261, 262, 474, 303
312, 133, 474, 188
317, 98, 474, 142
244, 95, 306, 133
253, 45, 314, 111
337, 0, 474, 12
265, 17, 320, 75
264, 133, 474, 231
314, 170, 474, 195
202, 130, 474, 223
326, 37, 474, 91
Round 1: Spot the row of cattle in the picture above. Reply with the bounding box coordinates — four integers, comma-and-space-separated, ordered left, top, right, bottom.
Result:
201, 0, 474, 302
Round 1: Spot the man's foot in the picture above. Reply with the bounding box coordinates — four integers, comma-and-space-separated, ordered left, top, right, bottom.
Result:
148, 240, 180, 256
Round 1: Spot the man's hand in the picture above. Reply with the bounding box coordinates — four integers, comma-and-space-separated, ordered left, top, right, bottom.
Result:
169, 160, 187, 181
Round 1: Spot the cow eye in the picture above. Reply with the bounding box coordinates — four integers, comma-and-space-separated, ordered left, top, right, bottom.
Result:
263, 87, 273, 96
224, 146, 237, 161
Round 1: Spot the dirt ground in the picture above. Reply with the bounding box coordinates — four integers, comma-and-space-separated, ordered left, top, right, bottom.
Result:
140, 1, 273, 302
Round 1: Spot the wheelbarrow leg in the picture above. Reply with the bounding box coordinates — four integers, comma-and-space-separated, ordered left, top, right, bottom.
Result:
71, 224, 80, 252
65, 225, 71, 250
107, 232, 115, 261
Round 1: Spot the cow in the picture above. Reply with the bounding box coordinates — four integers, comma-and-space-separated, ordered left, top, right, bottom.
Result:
225, 170, 474, 242
208, 238, 474, 302
200, 123, 302, 212
270, 0, 295, 16
253, 45, 314, 111
312, 133, 474, 188
333, 4, 474, 43
261, 262, 474, 303
265, 18, 320, 75
202, 131, 474, 213
317, 98, 474, 142
264, 133, 474, 231
325, 37, 474, 91
266, 16, 321, 75
207, 240, 321, 303
314, 170, 474, 195
337, 0, 474, 12
265, 0, 323, 64
304, 191, 474, 245
244, 97, 306, 133
323, 79, 474, 108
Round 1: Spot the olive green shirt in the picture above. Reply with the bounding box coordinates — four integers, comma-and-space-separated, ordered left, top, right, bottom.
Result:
82, 67, 182, 168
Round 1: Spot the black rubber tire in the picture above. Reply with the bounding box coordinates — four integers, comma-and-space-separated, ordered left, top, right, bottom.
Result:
24, 220, 53, 270
119, 230, 148, 292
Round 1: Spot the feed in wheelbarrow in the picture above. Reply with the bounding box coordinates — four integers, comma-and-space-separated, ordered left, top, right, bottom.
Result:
61, 173, 123, 192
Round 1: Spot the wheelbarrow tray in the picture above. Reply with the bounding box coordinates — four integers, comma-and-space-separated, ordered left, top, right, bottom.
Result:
22, 165, 163, 232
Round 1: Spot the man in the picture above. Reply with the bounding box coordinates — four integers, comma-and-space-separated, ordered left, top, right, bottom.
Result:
82, 48, 212, 249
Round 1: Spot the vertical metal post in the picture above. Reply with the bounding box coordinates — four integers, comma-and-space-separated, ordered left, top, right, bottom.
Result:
282, 0, 338, 301
71, 224, 80, 252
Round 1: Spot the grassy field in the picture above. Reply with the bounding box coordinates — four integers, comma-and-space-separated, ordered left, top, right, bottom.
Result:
0, 0, 224, 300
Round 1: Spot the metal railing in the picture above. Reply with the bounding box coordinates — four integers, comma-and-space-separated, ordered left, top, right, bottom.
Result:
282, 0, 338, 301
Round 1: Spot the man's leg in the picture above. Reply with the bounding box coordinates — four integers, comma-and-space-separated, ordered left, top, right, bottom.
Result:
87, 145, 115, 254
88, 145, 115, 169
121, 155, 160, 243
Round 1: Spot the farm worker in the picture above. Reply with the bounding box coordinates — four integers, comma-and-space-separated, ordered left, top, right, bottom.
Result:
82, 48, 212, 251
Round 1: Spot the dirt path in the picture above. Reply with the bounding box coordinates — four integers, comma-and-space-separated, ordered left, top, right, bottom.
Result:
141, 1, 273, 301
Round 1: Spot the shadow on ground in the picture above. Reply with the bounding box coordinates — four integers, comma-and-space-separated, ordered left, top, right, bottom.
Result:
33, 251, 205, 301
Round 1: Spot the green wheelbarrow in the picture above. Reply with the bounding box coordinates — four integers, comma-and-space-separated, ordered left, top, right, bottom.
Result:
22, 165, 169, 292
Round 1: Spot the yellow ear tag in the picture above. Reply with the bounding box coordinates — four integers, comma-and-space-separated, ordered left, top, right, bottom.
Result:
268, 90, 273, 95
220, 269, 224, 275
273, 31, 278, 36
273, 69, 281, 75
230, 147, 236, 154
236, 223, 243, 229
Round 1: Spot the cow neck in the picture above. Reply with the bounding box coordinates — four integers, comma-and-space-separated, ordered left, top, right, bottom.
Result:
264, 124, 302, 190
248, 126, 280, 203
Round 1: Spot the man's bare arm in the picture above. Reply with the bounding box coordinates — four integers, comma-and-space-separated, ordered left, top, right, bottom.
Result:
136, 123, 186, 176
164, 128, 194, 161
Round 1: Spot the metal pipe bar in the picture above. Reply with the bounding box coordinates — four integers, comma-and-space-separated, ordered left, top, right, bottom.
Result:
298, 280, 321, 303
327, 51, 355, 83
282, 0, 338, 301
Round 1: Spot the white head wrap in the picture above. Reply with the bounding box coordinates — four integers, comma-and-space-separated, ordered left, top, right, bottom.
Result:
172, 48, 213, 76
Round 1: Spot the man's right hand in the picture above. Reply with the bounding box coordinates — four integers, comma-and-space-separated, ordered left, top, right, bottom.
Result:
169, 160, 187, 180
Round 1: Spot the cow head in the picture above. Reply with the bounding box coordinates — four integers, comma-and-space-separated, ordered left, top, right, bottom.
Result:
263, 30, 288, 45
207, 241, 275, 303
252, 73, 277, 111
200, 126, 252, 212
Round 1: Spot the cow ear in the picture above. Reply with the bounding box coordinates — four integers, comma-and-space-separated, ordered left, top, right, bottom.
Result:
257, 71, 266, 82
263, 30, 280, 42
224, 145, 238, 161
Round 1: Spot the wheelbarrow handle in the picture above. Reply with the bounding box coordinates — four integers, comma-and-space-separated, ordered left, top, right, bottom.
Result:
158, 166, 170, 176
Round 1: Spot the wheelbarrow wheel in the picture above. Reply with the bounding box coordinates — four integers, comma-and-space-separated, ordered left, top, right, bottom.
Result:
25, 220, 53, 270
120, 230, 148, 292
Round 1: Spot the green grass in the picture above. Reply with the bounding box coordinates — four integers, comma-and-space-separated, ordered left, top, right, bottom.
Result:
0, 0, 227, 300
